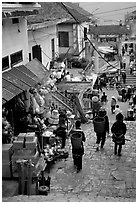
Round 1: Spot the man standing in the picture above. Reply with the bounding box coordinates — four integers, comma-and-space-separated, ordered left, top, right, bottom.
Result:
122, 71, 126, 84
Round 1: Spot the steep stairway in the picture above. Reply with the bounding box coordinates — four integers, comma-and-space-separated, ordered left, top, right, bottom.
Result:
51, 90, 74, 112
51, 90, 88, 122
125, 72, 136, 86
120, 71, 136, 86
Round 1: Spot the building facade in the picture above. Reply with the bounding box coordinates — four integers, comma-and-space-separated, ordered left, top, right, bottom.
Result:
2, 2, 41, 72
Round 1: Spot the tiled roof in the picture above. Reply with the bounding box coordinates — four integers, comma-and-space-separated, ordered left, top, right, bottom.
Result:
89, 25, 130, 35
63, 2, 92, 17
60, 2, 91, 23
27, 2, 92, 25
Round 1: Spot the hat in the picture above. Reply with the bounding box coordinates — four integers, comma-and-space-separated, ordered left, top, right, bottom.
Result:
48, 109, 59, 125
66, 110, 72, 117
112, 96, 115, 99
92, 96, 98, 102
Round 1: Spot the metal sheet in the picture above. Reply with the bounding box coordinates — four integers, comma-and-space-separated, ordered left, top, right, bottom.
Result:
2, 79, 22, 96
2, 88, 15, 101
25, 58, 49, 80
3, 71, 30, 91
6, 67, 37, 87
15, 65, 40, 82
2, 98, 7, 105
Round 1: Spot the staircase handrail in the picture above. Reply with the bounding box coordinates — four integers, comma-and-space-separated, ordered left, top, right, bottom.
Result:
52, 91, 73, 112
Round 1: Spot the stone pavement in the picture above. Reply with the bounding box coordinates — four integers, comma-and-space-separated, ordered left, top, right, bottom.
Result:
2, 88, 136, 202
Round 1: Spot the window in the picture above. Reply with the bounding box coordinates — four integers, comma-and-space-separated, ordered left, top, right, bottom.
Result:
2, 56, 9, 71
84, 27, 87, 41
10, 50, 23, 67
58, 32, 69, 47
12, 18, 19, 24
29, 53, 31, 61
51, 38, 55, 60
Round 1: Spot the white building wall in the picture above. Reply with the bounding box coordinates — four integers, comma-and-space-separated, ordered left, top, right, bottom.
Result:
2, 17, 29, 67
28, 25, 57, 69
77, 22, 90, 58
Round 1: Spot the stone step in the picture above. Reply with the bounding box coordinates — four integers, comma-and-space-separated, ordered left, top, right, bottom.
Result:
2, 192, 136, 202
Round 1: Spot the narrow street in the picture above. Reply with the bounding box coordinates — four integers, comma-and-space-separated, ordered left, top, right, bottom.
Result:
3, 87, 136, 202
2, 2, 136, 202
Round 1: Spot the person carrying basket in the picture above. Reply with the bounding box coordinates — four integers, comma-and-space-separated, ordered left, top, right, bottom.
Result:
70, 120, 86, 173
111, 113, 127, 156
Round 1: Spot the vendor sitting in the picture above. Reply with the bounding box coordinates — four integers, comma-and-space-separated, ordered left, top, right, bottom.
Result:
101, 92, 107, 103
53, 118, 67, 149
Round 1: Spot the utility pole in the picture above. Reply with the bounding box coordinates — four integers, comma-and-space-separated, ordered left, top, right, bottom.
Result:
91, 37, 99, 74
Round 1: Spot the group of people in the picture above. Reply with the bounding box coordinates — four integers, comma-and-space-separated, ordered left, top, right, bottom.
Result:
69, 107, 127, 173
94, 107, 126, 157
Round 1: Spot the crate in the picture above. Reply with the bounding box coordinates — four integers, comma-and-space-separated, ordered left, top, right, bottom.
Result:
26, 132, 35, 142
2, 144, 13, 162
2, 162, 12, 178
17, 133, 26, 141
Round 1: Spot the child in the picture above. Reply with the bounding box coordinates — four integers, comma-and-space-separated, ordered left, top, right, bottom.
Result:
111, 96, 116, 114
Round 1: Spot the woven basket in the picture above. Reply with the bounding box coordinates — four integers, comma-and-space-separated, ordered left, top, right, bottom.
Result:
71, 132, 82, 149
93, 117, 105, 133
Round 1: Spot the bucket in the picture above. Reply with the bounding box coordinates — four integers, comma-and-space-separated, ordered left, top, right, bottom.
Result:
38, 186, 49, 195
71, 132, 82, 149
93, 117, 105, 133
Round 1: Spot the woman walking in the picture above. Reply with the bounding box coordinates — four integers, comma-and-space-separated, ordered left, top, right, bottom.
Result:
111, 113, 127, 156
70, 120, 86, 173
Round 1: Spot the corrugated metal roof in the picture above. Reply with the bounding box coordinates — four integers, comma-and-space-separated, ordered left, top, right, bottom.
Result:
25, 58, 50, 81
3, 71, 30, 91
2, 98, 7, 105
2, 59, 50, 103
2, 10, 39, 19
2, 78, 22, 96
15, 65, 40, 83
8, 67, 37, 87
2, 88, 15, 101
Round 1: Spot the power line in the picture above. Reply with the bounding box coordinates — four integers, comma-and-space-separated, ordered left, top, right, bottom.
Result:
94, 6, 136, 15
60, 2, 118, 70
24, 17, 52, 60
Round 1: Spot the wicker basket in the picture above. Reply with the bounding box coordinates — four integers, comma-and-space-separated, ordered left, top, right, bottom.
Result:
71, 132, 82, 149
93, 117, 105, 133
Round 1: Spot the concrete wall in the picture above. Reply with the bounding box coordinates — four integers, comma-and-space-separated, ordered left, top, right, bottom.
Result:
28, 24, 57, 70
77, 22, 89, 58
2, 17, 29, 68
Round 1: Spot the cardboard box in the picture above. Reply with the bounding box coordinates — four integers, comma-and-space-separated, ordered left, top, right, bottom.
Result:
17, 133, 26, 141
25, 137, 37, 148
2, 162, 12, 178
2, 144, 13, 162
13, 140, 23, 149
26, 132, 35, 142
